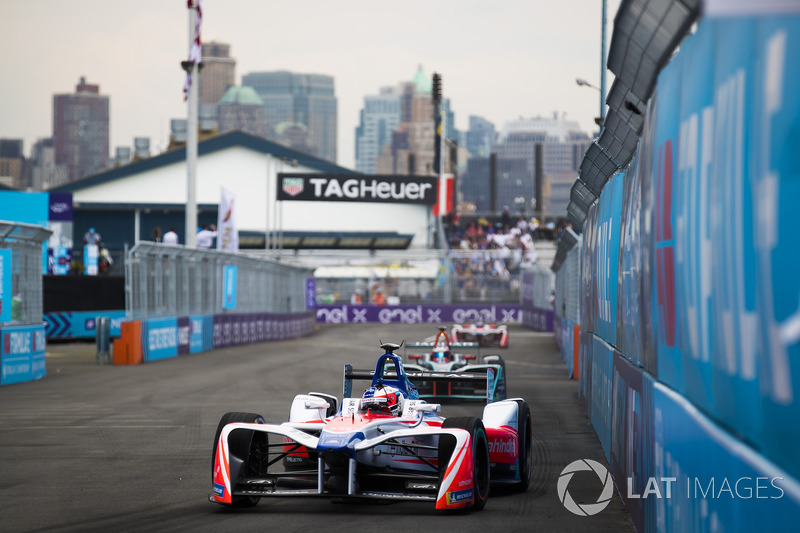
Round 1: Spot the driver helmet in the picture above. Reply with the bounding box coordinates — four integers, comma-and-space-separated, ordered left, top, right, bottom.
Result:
433, 344, 450, 362
362, 384, 405, 415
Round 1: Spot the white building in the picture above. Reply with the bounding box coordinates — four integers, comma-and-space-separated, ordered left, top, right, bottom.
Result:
51, 130, 439, 252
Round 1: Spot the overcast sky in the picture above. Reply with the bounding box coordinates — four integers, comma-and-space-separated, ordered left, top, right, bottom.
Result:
1, 0, 620, 170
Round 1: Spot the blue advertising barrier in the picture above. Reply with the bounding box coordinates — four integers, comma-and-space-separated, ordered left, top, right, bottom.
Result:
653, 382, 800, 533
131, 311, 315, 364
141, 317, 179, 362
617, 155, 644, 367
645, 15, 800, 480
557, 8, 800, 527
590, 335, 614, 462
593, 172, 623, 346
44, 310, 125, 339
0, 324, 46, 385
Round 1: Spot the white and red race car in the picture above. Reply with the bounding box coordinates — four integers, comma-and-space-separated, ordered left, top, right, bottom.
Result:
211, 343, 532, 511
451, 322, 509, 348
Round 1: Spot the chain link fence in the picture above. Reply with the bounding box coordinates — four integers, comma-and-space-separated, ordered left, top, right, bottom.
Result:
260, 247, 545, 305
0, 221, 52, 326
125, 243, 314, 320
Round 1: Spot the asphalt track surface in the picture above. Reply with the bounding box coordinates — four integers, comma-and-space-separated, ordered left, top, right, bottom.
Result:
0, 324, 634, 532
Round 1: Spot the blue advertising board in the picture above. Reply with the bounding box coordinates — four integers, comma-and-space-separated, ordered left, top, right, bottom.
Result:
188, 315, 213, 353
653, 382, 800, 532
222, 265, 238, 309
1, 324, 46, 385
593, 172, 623, 346
44, 310, 125, 339
141, 317, 179, 362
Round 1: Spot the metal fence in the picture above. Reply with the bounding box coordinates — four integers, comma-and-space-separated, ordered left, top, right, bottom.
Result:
261, 247, 549, 305
0, 221, 52, 326
125, 242, 314, 320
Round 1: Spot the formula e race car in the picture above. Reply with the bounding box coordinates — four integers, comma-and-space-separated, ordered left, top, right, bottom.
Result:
451, 321, 509, 348
402, 327, 507, 401
210, 343, 532, 511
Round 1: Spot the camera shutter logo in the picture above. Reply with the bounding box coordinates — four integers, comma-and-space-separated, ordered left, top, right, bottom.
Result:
557, 459, 614, 516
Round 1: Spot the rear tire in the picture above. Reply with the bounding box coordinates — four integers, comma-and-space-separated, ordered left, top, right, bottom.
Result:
513, 401, 532, 491
440, 417, 490, 511
212, 412, 265, 508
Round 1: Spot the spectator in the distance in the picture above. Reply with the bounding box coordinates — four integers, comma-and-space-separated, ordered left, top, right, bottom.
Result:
196, 224, 217, 249
162, 227, 179, 245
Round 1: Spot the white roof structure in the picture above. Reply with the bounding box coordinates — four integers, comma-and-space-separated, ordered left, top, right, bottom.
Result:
52, 130, 439, 249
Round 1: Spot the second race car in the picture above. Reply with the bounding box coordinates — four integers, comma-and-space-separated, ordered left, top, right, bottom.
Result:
451, 321, 509, 348
402, 326, 507, 401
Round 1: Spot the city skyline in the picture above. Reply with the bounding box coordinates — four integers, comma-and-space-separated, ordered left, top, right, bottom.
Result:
0, 0, 620, 171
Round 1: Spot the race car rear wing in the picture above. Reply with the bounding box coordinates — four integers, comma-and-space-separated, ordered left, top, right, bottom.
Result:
403, 341, 483, 358
343, 365, 496, 404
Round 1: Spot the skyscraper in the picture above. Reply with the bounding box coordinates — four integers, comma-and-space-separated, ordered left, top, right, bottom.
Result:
355, 88, 402, 174
356, 65, 456, 175
460, 112, 590, 219
241, 71, 337, 163
53, 77, 109, 182
466, 116, 496, 158
217, 86, 268, 139
0, 139, 24, 188
200, 41, 236, 106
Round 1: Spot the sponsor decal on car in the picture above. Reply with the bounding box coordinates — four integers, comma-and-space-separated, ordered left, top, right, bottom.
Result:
446, 488, 473, 505
212, 483, 225, 498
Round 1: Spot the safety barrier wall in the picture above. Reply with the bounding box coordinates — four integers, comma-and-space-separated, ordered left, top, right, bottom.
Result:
113, 311, 315, 364
555, 11, 800, 532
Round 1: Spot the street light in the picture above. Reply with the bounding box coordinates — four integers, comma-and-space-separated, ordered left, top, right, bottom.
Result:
575, 78, 605, 128
575, 78, 600, 91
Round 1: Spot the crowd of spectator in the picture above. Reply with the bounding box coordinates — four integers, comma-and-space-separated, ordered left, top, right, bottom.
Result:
444, 209, 543, 301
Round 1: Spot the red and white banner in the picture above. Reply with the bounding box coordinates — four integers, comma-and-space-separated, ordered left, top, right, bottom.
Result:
217, 187, 238, 252
183, 0, 203, 101
432, 173, 454, 216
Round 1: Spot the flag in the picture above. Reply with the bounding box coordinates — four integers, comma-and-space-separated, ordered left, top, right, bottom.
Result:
183, 0, 203, 101
432, 173, 454, 216
217, 187, 238, 252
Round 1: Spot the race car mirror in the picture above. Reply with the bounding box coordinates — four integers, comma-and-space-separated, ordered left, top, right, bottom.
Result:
411, 403, 441, 413
304, 397, 330, 410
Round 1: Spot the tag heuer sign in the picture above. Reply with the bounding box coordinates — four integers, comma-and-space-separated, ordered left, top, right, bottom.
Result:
282, 177, 304, 196
277, 174, 437, 205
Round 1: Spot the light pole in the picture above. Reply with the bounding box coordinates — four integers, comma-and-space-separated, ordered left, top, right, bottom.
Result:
575, 78, 605, 127
576, 0, 608, 128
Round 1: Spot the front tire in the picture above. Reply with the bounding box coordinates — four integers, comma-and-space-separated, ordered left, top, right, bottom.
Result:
212, 412, 265, 508
440, 417, 490, 511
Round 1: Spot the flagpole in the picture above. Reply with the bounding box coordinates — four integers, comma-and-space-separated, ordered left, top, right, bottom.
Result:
184, 1, 201, 248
